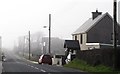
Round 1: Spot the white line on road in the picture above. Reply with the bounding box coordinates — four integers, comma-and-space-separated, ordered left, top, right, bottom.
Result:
16, 62, 21, 64
25, 63, 46, 72
27, 64, 31, 67
34, 67, 39, 70
25, 64, 40, 70
30, 66, 34, 68
40, 69, 46, 72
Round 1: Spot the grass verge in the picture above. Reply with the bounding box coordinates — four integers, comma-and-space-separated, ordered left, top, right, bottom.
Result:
64, 58, 114, 72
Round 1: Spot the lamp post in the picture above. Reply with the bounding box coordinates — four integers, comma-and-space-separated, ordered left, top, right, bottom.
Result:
43, 14, 51, 54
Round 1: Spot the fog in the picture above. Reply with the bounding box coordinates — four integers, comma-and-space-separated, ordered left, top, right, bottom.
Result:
0, 0, 116, 49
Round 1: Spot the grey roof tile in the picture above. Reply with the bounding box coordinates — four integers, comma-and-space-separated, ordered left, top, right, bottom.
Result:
72, 13, 111, 35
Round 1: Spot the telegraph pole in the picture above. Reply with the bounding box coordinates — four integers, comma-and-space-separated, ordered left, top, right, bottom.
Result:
43, 14, 51, 54
23, 36, 25, 56
49, 14, 51, 54
113, 0, 117, 70
29, 31, 31, 60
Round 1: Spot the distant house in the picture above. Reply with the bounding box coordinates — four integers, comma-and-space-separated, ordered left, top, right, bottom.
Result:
72, 10, 120, 50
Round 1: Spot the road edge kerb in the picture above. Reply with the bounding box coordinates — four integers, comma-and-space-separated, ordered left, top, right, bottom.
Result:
22, 57, 38, 64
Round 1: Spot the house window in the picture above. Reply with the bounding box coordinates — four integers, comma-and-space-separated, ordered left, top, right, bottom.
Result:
75, 35, 77, 40
81, 34, 83, 44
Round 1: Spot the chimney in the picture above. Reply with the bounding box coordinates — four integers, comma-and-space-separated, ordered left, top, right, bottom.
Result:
92, 10, 102, 20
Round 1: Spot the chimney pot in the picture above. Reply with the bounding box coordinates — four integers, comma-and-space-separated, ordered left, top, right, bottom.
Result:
92, 10, 102, 20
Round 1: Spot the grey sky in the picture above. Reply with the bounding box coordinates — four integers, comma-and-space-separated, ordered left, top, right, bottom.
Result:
0, 0, 118, 49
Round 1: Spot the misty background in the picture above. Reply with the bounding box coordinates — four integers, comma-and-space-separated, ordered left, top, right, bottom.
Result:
0, 0, 117, 50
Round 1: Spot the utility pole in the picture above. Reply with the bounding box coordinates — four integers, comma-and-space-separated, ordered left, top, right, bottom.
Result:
49, 14, 51, 54
23, 36, 25, 56
113, 0, 117, 70
29, 31, 31, 60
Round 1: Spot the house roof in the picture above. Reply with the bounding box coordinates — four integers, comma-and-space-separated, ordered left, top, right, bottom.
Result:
64, 40, 80, 50
72, 12, 112, 35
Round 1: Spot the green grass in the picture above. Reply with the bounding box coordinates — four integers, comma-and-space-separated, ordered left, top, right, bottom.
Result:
64, 58, 113, 72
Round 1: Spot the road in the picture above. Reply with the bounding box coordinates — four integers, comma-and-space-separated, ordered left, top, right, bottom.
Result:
2, 51, 87, 74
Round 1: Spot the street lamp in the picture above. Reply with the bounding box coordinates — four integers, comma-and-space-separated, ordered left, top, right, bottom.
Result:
43, 14, 51, 54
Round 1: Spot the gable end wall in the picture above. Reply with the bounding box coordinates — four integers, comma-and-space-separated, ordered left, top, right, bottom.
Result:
87, 15, 113, 44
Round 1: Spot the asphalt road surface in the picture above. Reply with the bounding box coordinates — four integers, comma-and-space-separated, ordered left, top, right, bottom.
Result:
2, 51, 88, 74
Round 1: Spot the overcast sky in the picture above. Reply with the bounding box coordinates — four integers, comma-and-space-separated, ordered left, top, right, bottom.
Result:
0, 0, 119, 49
